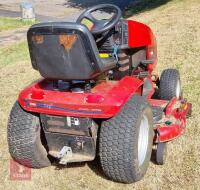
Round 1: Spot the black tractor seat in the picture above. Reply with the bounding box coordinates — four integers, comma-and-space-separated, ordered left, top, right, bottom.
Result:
27, 22, 117, 80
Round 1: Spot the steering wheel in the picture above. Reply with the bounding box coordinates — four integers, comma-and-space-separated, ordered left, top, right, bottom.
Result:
76, 4, 122, 35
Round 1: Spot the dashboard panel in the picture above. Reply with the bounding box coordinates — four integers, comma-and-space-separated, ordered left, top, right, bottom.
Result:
99, 20, 129, 52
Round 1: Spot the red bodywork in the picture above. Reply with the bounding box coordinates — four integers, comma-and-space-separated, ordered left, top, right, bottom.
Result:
19, 77, 142, 118
18, 19, 191, 143
151, 98, 192, 142
128, 20, 157, 73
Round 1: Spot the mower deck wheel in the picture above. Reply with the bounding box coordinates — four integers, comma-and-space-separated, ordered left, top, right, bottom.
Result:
155, 142, 167, 165
99, 95, 154, 183
7, 101, 51, 168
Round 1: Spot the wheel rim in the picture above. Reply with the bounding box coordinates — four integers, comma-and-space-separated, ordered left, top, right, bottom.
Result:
176, 80, 181, 98
138, 115, 149, 166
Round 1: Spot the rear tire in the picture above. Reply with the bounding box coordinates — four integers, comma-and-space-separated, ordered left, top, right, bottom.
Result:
99, 95, 154, 183
159, 69, 181, 100
7, 101, 51, 168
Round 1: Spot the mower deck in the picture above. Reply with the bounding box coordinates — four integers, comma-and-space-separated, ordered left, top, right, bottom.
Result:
150, 98, 192, 142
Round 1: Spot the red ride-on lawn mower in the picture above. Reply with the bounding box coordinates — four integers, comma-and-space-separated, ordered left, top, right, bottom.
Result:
8, 4, 192, 183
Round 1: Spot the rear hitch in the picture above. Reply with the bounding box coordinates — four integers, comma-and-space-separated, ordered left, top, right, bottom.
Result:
57, 146, 73, 165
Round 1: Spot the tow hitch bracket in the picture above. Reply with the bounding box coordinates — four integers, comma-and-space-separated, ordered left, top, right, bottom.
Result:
57, 146, 73, 165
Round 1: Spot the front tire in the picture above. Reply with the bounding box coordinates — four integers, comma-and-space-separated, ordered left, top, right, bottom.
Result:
99, 95, 154, 183
7, 101, 51, 168
159, 69, 181, 100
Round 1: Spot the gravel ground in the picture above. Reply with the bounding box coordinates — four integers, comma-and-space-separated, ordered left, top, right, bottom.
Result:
0, 0, 81, 21
0, 0, 133, 20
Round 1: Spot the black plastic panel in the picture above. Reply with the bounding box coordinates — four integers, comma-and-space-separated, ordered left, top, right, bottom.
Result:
27, 22, 116, 80
99, 20, 129, 52
41, 114, 92, 136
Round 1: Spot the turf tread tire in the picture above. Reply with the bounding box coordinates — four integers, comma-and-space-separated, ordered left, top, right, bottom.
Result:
159, 69, 181, 100
99, 95, 153, 183
7, 101, 51, 168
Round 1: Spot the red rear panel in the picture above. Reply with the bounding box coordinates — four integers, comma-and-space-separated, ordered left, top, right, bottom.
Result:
18, 76, 143, 118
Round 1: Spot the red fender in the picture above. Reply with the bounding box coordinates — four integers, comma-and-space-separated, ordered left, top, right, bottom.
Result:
18, 76, 143, 118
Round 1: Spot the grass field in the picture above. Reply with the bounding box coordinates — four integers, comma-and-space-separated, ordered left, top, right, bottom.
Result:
0, 42, 29, 66
0, 0, 200, 189
0, 17, 34, 32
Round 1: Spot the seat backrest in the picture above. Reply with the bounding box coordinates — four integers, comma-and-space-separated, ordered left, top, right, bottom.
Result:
27, 22, 115, 80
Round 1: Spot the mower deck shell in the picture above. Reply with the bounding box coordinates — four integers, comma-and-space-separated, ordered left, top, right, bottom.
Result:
154, 98, 192, 142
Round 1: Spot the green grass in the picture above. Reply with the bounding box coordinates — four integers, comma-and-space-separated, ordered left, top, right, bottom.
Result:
0, 17, 34, 32
0, 41, 29, 66
124, 0, 175, 17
